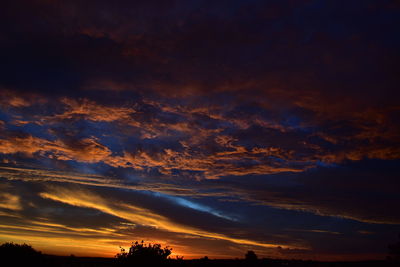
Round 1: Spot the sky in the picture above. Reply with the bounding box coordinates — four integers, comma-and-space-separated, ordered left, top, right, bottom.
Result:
0, 0, 399, 261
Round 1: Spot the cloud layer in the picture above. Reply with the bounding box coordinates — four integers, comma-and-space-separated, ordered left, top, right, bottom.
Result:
0, 0, 399, 261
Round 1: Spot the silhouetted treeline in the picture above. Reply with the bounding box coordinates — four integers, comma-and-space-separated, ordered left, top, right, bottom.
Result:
116, 240, 172, 265
1, 241, 399, 267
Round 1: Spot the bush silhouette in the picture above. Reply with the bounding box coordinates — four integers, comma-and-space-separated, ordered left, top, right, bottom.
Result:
116, 240, 172, 265
0, 242, 44, 265
245, 250, 258, 261
388, 234, 400, 261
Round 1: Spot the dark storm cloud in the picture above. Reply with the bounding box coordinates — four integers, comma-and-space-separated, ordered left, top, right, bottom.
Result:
1, 0, 399, 100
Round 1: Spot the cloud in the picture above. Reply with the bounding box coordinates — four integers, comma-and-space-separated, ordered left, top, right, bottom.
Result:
0, 0, 399, 260
0, 134, 111, 163
38, 185, 297, 250
0, 163, 398, 260
0, 90, 33, 108
1, 90, 398, 180
201, 159, 400, 225
0, 192, 22, 211
44, 98, 136, 123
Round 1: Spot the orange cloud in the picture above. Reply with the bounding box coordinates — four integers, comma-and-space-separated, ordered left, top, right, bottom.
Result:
0, 135, 111, 163
39, 185, 299, 250
0, 191, 22, 211
0, 135, 47, 155
44, 98, 136, 123
0, 89, 45, 108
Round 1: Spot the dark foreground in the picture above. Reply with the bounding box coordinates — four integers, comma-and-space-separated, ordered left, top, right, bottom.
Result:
1, 243, 398, 266
21, 255, 397, 267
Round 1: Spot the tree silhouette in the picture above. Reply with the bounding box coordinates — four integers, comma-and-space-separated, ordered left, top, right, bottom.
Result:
245, 250, 258, 261
116, 240, 172, 265
388, 234, 400, 261
0, 242, 44, 265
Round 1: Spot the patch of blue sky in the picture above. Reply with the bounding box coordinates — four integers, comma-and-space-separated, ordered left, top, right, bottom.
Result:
125, 136, 185, 152
281, 115, 302, 129
9, 122, 55, 140
0, 109, 11, 123
316, 160, 337, 168
143, 190, 238, 222
71, 120, 114, 138
66, 161, 106, 176
268, 156, 286, 163
96, 135, 125, 154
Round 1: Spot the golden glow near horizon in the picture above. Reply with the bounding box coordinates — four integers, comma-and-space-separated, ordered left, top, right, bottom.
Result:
0, 166, 307, 259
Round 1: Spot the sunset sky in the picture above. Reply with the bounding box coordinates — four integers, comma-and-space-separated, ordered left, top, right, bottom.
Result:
0, 0, 400, 261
